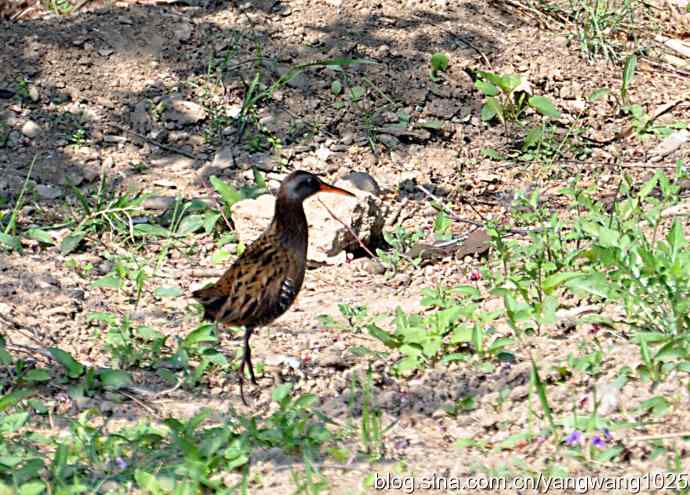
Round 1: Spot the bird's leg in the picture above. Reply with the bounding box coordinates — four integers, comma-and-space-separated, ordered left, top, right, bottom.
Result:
239, 326, 257, 405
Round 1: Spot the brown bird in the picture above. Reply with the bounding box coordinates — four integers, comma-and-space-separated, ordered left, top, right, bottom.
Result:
192, 170, 355, 404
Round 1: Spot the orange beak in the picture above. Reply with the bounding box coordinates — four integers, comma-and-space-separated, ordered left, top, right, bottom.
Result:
319, 182, 356, 197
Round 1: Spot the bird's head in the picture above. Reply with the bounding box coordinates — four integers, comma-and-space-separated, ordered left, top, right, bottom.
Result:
279, 170, 355, 204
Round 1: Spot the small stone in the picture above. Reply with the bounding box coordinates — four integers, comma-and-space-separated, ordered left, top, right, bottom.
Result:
341, 131, 355, 145
339, 171, 382, 195
377, 134, 400, 149
27, 85, 39, 102
35, 184, 62, 199
162, 97, 207, 126
315, 145, 332, 162
21, 120, 41, 138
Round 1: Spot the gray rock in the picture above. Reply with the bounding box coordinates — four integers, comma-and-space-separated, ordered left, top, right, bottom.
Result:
130, 100, 152, 133
21, 120, 41, 138
28, 85, 39, 102
162, 97, 206, 126
339, 171, 382, 196
377, 133, 400, 149
35, 184, 62, 200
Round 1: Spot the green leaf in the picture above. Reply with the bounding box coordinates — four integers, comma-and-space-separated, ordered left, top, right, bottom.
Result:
431, 52, 449, 72
0, 232, 22, 252
481, 97, 503, 123
48, 348, 85, 379
542, 271, 584, 293
0, 388, 32, 412
60, 231, 85, 255
210, 176, 242, 207
416, 119, 443, 130
588, 88, 609, 102
349, 86, 365, 102
475, 79, 498, 97
154, 286, 183, 298
566, 273, 612, 299
135, 469, 161, 491
26, 228, 54, 245
23, 369, 50, 382
19, 481, 45, 495
330, 80, 343, 95
271, 383, 292, 403
90, 275, 122, 289
0, 412, 29, 433
621, 54, 637, 103
176, 214, 206, 236
528, 96, 561, 119
182, 324, 218, 348
98, 369, 132, 390
367, 323, 400, 348
133, 223, 170, 237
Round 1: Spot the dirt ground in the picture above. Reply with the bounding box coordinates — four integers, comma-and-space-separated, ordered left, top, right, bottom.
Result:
2, 0, 690, 493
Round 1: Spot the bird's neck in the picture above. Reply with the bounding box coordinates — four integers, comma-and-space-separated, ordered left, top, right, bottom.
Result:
272, 198, 308, 255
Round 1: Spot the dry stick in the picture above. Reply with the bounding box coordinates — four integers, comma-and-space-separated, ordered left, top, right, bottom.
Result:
630, 431, 690, 442
415, 184, 484, 228
107, 122, 198, 160
316, 197, 386, 271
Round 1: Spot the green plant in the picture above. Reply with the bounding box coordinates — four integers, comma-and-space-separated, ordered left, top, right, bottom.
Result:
367, 285, 506, 373
375, 225, 425, 272
68, 127, 88, 148
569, 0, 639, 62
474, 71, 560, 130
429, 52, 449, 81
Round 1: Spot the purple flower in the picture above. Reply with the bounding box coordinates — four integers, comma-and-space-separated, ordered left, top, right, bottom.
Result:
591, 435, 606, 448
603, 429, 613, 441
115, 457, 128, 470
565, 430, 582, 446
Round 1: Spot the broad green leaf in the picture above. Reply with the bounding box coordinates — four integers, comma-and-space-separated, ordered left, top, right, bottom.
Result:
98, 369, 132, 390
475, 79, 498, 97
566, 273, 612, 299
183, 324, 218, 348
0, 412, 29, 433
330, 80, 343, 95
60, 231, 85, 255
621, 54, 637, 102
176, 214, 206, 236
528, 96, 561, 119
271, 383, 292, 403
48, 348, 85, 379
416, 119, 443, 130
0, 232, 22, 252
0, 388, 32, 412
90, 275, 122, 289
481, 97, 503, 122
19, 481, 45, 495
26, 228, 54, 245
23, 369, 50, 382
210, 176, 242, 207
542, 271, 584, 293
154, 287, 183, 298
349, 86, 365, 102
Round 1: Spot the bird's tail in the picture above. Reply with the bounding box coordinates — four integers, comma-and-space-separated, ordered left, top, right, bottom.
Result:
192, 285, 226, 321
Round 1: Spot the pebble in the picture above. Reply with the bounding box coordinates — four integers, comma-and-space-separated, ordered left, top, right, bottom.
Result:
21, 120, 41, 138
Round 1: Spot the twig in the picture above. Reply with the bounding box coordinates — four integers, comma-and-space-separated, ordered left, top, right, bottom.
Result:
119, 390, 161, 416
107, 122, 198, 160
630, 431, 690, 442
415, 184, 484, 228
124, 377, 183, 399
316, 197, 386, 271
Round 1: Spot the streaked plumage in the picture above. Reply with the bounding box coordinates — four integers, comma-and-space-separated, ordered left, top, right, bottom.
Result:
193, 170, 354, 404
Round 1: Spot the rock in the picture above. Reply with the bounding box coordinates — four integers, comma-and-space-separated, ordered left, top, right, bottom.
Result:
231, 184, 388, 264
173, 22, 194, 43
143, 196, 176, 211
162, 97, 206, 126
130, 100, 152, 133
339, 171, 382, 196
203, 145, 235, 176
315, 145, 331, 162
27, 85, 39, 102
649, 130, 689, 162
35, 184, 62, 200
252, 152, 276, 172
21, 120, 41, 138
378, 133, 400, 149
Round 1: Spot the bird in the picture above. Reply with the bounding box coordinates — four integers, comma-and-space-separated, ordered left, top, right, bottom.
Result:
192, 170, 355, 404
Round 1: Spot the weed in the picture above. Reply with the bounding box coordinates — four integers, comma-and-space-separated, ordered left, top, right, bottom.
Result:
375, 225, 425, 272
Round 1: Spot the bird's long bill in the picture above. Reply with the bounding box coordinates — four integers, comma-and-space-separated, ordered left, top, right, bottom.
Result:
319, 182, 355, 197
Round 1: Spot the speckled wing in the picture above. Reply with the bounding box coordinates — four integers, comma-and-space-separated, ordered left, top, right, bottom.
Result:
193, 231, 299, 327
